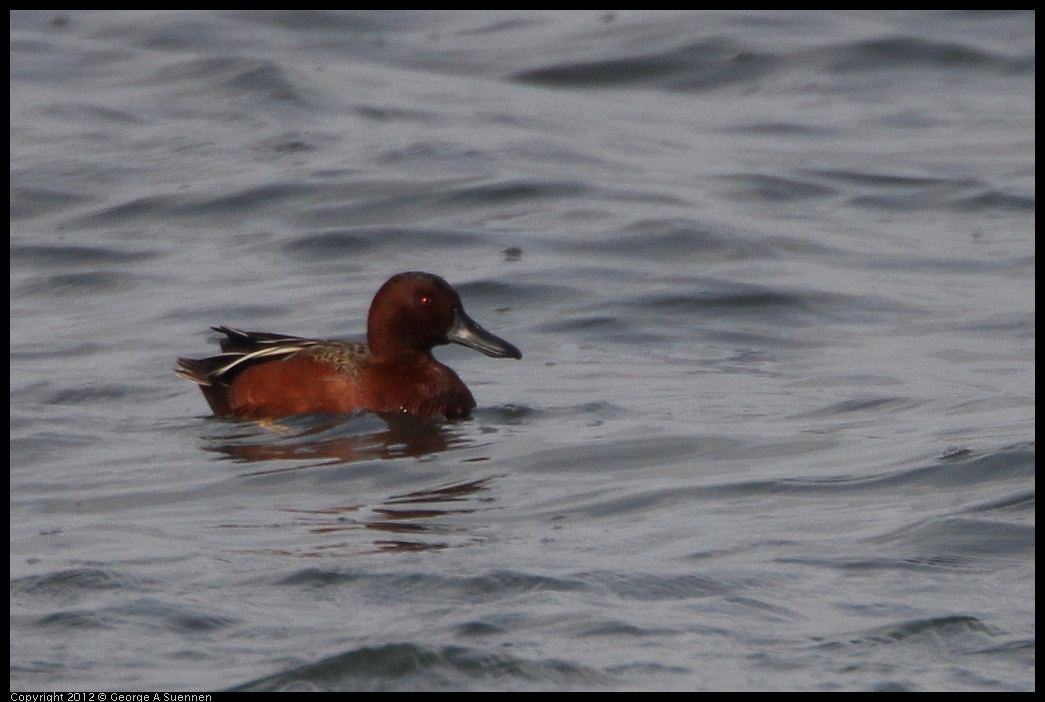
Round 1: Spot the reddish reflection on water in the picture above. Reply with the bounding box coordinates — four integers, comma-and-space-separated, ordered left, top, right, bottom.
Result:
202, 413, 498, 555
206, 413, 470, 468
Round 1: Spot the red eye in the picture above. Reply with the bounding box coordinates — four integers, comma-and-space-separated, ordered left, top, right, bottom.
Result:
419, 295, 433, 306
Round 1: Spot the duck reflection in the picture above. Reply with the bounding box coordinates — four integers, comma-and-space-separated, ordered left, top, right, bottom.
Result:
277, 477, 494, 555
201, 413, 498, 554
206, 412, 469, 468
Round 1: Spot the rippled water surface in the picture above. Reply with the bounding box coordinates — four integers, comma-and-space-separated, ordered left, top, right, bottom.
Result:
10, 11, 1034, 691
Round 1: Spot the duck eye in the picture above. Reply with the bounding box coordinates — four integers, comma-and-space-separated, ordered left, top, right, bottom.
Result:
419, 295, 433, 306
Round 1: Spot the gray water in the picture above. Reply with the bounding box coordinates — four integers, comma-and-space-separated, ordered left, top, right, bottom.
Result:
10, 10, 1034, 691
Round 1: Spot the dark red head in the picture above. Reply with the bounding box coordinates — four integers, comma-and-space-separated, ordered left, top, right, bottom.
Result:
366, 272, 522, 361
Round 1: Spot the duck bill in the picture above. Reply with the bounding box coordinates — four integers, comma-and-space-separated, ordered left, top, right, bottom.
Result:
446, 309, 522, 359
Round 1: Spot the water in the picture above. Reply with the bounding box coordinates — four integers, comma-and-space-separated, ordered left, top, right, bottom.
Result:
10, 10, 1034, 691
